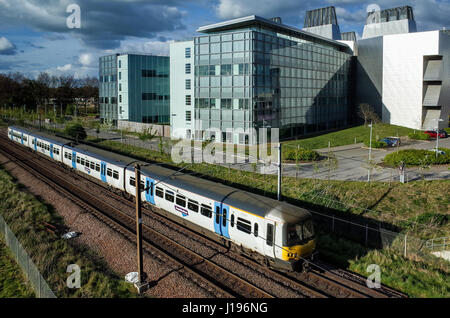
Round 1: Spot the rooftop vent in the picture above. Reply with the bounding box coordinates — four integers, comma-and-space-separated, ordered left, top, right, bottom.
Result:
304, 6, 338, 28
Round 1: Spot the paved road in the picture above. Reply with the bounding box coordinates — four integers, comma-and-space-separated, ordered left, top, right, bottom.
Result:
85, 127, 450, 182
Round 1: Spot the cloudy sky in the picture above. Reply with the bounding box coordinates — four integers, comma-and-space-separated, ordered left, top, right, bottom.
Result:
0, 0, 449, 78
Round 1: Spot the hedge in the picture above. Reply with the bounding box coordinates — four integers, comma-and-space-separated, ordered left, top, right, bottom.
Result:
383, 148, 450, 166
285, 148, 321, 162
408, 132, 431, 141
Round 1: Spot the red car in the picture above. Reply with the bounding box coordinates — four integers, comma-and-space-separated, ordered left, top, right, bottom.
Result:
424, 130, 448, 139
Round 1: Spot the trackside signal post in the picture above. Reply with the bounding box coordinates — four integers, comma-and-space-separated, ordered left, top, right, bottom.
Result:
134, 163, 149, 293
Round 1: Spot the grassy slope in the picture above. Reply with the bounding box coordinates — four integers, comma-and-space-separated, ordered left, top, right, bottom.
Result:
88, 137, 449, 239
282, 124, 415, 151
0, 167, 138, 298
0, 238, 35, 298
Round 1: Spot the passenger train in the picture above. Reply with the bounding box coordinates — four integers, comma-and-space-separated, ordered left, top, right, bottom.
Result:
7, 126, 317, 271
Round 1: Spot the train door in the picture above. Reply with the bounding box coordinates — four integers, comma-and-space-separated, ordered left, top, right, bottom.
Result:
21, 132, 23, 145
214, 202, 222, 236
50, 144, 54, 159
144, 177, 155, 205
213, 202, 230, 239
34, 138, 37, 151
100, 162, 107, 182
264, 220, 276, 259
72, 151, 77, 168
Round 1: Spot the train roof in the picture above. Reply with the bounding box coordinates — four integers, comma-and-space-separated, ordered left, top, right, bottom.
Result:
140, 164, 311, 223
9, 126, 68, 146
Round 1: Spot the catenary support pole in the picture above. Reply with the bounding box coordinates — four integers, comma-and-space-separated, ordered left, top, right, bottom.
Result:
277, 143, 282, 201
134, 164, 147, 293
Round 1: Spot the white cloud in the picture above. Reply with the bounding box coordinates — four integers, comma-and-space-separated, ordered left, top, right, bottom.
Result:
79, 53, 93, 66
56, 64, 72, 72
0, 36, 17, 55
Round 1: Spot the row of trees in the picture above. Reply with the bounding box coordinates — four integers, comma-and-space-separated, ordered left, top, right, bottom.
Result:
0, 72, 98, 118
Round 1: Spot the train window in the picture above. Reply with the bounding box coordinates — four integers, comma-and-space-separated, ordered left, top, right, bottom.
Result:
187, 200, 199, 212
236, 218, 252, 234
107, 168, 112, 177
254, 223, 258, 237
150, 182, 153, 196
231, 214, 235, 227
155, 187, 164, 198
222, 209, 227, 227
129, 177, 136, 187
77, 157, 80, 164
165, 191, 174, 203
176, 195, 186, 207
85, 160, 90, 167
64, 152, 68, 159
95, 164, 100, 172
90, 162, 95, 169
200, 205, 212, 218
266, 224, 274, 246
80, 158, 85, 166
113, 170, 119, 180
23, 136, 27, 142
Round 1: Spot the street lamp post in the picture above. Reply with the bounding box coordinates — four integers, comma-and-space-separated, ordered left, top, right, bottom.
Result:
435, 119, 444, 159
368, 123, 373, 182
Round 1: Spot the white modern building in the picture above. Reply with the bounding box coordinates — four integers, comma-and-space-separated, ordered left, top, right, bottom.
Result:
356, 6, 450, 131
170, 40, 194, 140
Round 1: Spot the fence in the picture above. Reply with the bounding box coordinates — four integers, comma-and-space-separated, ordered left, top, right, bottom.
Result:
310, 208, 449, 265
0, 214, 56, 298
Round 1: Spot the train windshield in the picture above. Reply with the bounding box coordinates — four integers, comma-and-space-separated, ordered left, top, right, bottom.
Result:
286, 220, 315, 246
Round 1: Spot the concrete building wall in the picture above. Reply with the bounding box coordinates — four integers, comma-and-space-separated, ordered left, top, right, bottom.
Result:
355, 36, 384, 116
362, 19, 417, 39
117, 55, 129, 120
382, 31, 440, 129
438, 32, 450, 129
170, 40, 194, 140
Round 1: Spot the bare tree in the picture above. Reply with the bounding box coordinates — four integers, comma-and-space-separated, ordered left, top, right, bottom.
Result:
358, 103, 380, 126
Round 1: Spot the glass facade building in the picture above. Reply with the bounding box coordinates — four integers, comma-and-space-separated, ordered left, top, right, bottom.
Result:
99, 55, 118, 125
99, 54, 170, 126
193, 16, 353, 143
118, 54, 170, 124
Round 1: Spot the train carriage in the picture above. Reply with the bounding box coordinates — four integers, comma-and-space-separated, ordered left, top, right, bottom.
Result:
61, 144, 126, 191
6, 126, 316, 271
8, 126, 30, 147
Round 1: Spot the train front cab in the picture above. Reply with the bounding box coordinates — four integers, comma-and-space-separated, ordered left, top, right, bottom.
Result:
278, 218, 317, 271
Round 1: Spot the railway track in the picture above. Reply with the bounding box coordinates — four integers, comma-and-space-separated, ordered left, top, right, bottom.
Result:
0, 136, 272, 298
0, 133, 408, 298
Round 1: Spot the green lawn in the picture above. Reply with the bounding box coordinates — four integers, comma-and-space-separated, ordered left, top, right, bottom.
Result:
0, 237, 35, 298
318, 231, 450, 298
282, 124, 415, 151
0, 167, 138, 298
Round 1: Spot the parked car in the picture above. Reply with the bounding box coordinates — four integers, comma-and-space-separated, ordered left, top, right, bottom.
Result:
424, 130, 448, 139
430, 149, 446, 155
380, 137, 401, 147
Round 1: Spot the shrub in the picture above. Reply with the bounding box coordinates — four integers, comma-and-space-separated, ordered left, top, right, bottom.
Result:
408, 132, 431, 140
286, 148, 321, 162
364, 139, 387, 148
383, 148, 450, 166
64, 122, 87, 142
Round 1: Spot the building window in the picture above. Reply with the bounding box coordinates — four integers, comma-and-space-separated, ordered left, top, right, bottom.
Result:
185, 47, 191, 58
185, 79, 191, 90
142, 69, 156, 77
119, 72, 121, 80
185, 63, 191, 74
119, 83, 122, 91
186, 111, 191, 122
119, 60, 121, 68
119, 95, 122, 103
186, 95, 191, 106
